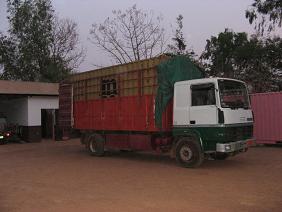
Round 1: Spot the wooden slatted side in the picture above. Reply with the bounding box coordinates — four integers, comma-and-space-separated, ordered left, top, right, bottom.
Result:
58, 83, 73, 128
70, 55, 169, 101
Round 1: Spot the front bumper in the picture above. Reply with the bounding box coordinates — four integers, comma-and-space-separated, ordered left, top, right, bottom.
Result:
216, 140, 248, 153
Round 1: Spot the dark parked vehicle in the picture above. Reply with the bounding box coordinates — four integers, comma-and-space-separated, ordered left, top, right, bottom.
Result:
0, 117, 10, 144
0, 117, 21, 144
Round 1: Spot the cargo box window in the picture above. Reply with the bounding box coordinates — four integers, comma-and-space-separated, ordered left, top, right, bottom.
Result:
191, 83, 215, 106
101, 79, 117, 98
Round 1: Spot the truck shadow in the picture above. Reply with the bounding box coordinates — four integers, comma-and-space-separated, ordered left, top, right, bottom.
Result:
96, 150, 247, 169
74, 145, 248, 169
105, 151, 176, 167
201, 159, 247, 169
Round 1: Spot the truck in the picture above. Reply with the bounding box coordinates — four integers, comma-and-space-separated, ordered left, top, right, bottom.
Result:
59, 55, 253, 167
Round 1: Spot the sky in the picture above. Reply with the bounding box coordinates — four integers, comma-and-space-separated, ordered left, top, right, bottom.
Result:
0, 0, 280, 72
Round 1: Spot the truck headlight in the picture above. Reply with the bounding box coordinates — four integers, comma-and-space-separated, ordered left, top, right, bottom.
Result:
225, 145, 231, 151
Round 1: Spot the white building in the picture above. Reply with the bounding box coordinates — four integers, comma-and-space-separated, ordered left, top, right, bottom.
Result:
0, 80, 59, 142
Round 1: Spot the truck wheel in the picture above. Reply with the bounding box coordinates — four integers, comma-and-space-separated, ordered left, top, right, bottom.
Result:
211, 153, 229, 160
87, 134, 104, 156
175, 138, 204, 168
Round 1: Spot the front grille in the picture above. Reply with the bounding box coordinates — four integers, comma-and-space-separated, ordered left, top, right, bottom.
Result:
226, 125, 253, 141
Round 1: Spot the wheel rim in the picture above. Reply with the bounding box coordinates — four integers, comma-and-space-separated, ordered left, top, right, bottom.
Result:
89, 139, 96, 153
180, 145, 193, 161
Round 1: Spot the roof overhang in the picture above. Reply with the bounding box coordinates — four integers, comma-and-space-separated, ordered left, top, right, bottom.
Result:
0, 80, 59, 96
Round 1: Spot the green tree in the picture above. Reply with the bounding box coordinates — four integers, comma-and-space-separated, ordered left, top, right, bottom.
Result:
167, 14, 195, 58
4, 0, 53, 81
246, 0, 282, 34
168, 15, 186, 55
0, 0, 84, 82
201, 29, 281, 92
0, 32, 18, 79
200, 29, 249, 78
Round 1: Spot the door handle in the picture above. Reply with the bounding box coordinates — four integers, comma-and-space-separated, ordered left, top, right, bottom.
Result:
190, 120, 196, 124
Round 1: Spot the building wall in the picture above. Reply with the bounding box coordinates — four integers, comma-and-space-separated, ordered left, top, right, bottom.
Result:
0, 96, 58, 126
0, 98, 28, 125
27, 96, 58, 126
26, 96, 58, 142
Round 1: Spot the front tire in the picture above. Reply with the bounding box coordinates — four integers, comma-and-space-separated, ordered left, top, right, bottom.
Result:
175, 138, 204, 168
86, 134, 105, 156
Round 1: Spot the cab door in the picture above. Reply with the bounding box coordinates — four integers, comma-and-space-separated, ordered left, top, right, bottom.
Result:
173, 83, 190, 126
189, 83, 218, 126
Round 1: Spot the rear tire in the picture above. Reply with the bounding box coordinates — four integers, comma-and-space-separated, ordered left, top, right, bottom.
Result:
86, 134, 105, 156
175, 137, 204, 168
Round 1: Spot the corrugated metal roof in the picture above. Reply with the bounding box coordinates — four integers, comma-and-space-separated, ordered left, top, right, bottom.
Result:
0, 80, 59, 95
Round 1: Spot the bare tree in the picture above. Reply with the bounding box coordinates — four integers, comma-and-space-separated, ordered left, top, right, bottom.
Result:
89, 5, 166, 64
51, 18, 85, 72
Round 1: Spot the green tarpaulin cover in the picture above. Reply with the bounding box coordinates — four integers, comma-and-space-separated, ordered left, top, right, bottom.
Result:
155, 55, 204, 128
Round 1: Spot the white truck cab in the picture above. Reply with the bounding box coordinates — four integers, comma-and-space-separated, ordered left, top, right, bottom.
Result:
173, 77, 253, 159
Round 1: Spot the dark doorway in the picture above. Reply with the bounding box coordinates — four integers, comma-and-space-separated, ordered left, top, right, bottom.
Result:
41, 109, 58, 139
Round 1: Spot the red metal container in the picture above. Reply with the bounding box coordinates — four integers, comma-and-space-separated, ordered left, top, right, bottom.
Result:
73, 95, 173, 132
251, 92, 282, 144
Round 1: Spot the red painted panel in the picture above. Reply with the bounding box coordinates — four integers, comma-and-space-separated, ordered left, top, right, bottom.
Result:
251, 92, 282, 144
129, 135, 152, 150
74, 95, 173, 132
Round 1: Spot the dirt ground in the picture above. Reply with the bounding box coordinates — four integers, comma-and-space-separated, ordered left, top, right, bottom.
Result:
0, 139, 282, 212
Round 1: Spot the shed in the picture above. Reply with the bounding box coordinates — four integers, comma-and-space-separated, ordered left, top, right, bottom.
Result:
0, 80, 59, 142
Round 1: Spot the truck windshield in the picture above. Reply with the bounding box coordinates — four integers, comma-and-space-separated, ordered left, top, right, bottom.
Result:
218, 79, 250, 109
